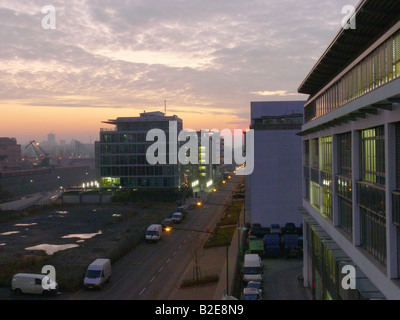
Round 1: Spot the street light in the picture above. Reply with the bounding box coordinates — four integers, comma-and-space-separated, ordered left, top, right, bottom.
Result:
166, 227, 230, 294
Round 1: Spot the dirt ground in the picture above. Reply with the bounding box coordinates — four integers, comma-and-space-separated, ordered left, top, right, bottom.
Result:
0, 202, 175, 291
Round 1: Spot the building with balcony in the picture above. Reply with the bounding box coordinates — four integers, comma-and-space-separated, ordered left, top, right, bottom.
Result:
97, 111, 183, 188
299, 0, 400, 299
245, 101, 305, 227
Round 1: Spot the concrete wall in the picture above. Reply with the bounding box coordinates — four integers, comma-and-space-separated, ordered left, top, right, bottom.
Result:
249, 130, 303, 227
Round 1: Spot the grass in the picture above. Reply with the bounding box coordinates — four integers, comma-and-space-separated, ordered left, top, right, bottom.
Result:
203, 226, 236, 248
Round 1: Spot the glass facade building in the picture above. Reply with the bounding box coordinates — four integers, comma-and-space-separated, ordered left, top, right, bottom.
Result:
299, 0, 400, 299
97, 111, 183, 188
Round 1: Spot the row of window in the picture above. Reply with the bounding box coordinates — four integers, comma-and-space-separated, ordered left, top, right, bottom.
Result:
101, 133, 151, 143
304, 126, 389, 266
101, 165, 176, 177
305, 29, 400, 123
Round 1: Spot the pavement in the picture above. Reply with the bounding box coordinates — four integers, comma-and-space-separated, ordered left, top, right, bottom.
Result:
168, 201, 244, 300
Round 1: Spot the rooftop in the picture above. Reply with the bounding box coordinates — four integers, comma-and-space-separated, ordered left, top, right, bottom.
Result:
298, 0, 400, 96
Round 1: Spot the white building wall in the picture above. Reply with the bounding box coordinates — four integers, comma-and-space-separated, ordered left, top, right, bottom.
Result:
249, 129, 303, 227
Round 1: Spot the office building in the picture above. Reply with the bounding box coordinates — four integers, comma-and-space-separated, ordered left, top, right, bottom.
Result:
245, 101, 304, 227
0, 137, 21, 171
185, 131, 224, 192
299, 0, 400, 299
97, 111, 183, 188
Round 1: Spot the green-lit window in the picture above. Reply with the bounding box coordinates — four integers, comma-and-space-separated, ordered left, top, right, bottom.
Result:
319, 136, 332, 173
360, 126, 385, 186
311, 181, 320, 210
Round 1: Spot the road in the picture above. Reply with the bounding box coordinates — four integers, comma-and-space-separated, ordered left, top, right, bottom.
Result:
68, 177, 240, 300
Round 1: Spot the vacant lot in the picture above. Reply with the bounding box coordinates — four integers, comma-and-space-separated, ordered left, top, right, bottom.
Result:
0, 202, 175, 291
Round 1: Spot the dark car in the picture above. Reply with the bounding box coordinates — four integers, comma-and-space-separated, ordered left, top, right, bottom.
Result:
161, 218, 173, 230
246, 281, 264, 295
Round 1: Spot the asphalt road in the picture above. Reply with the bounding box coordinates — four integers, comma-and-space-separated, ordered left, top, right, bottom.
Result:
68, 177, 240, 300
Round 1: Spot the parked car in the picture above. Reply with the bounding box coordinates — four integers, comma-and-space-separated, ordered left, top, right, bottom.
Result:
242, 287, 262, 300
270, 224, 281, 234
84, 259, 112, 289
12, 273, 58, 296
243, 254, 263, 284
246, 281, 264, 295
145, 224, 163, 242
176, 205, 189, 217
161, 218, 173, 231
171, 212, 184, 224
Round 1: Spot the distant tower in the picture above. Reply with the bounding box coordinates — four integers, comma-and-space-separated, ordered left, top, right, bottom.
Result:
48, 133, 56, 145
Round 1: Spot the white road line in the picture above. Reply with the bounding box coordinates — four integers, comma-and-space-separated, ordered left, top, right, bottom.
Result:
139, 287, 146, 296
173, 251, 177, 256
166, 258, 171, 264
150, 276, 156, 283
158, 266, 164, 273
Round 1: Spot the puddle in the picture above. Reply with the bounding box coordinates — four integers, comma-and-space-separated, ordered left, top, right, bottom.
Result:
0, 231, 20, 236
14, 223, 38, 227
25, 244, 79, 255
56, 211, 69, 214
62, 231, 102, 240
76, 240, 85, 243
0, 243, 6, 246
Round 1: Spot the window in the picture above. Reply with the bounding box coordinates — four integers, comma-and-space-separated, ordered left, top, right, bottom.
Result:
311, 139, 319, 170
337, 132, 352, 178
320, 136, 332, 173
360, 126, 385, 186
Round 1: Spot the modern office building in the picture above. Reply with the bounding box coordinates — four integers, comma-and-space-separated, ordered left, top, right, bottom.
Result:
184, 131, 224, 192
0, 137, 21, 171
245, 101, 304, 227
97, 111, 183, 188
299, 0, 400, 299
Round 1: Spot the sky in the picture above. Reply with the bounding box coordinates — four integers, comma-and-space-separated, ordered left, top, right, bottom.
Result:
0, 0, 359, 144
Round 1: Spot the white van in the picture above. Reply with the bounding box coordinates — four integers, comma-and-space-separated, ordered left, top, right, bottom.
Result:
12, 273, 58, 295
243, 254, 263, 284
145, 224, 163, 242
84, 259, 112, 289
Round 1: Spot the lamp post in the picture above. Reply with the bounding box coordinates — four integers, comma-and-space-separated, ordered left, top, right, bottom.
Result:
168, 227, 230, 295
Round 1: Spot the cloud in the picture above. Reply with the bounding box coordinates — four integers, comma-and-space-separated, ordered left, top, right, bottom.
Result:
0, 0, 360, 141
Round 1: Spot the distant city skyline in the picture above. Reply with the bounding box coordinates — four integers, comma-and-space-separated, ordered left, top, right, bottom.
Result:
1, 0, 359, 143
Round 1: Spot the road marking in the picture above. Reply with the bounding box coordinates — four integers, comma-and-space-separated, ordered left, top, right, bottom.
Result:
139, 287, 146, 296
159, 266, 164, 273
150, 276, 156, 283
166, 258, 171, 264
173, 251, 177, 256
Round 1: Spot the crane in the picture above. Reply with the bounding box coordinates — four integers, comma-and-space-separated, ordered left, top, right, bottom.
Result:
24, 140, 50, 167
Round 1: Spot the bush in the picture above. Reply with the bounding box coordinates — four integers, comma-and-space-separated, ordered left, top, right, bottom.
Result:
180, 275, 219, 288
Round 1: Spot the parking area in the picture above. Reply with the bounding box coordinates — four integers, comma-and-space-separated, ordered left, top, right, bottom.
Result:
262, 258, 304, 300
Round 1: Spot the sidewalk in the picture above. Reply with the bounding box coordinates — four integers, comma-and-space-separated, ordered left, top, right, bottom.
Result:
168, 207, 243, 300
